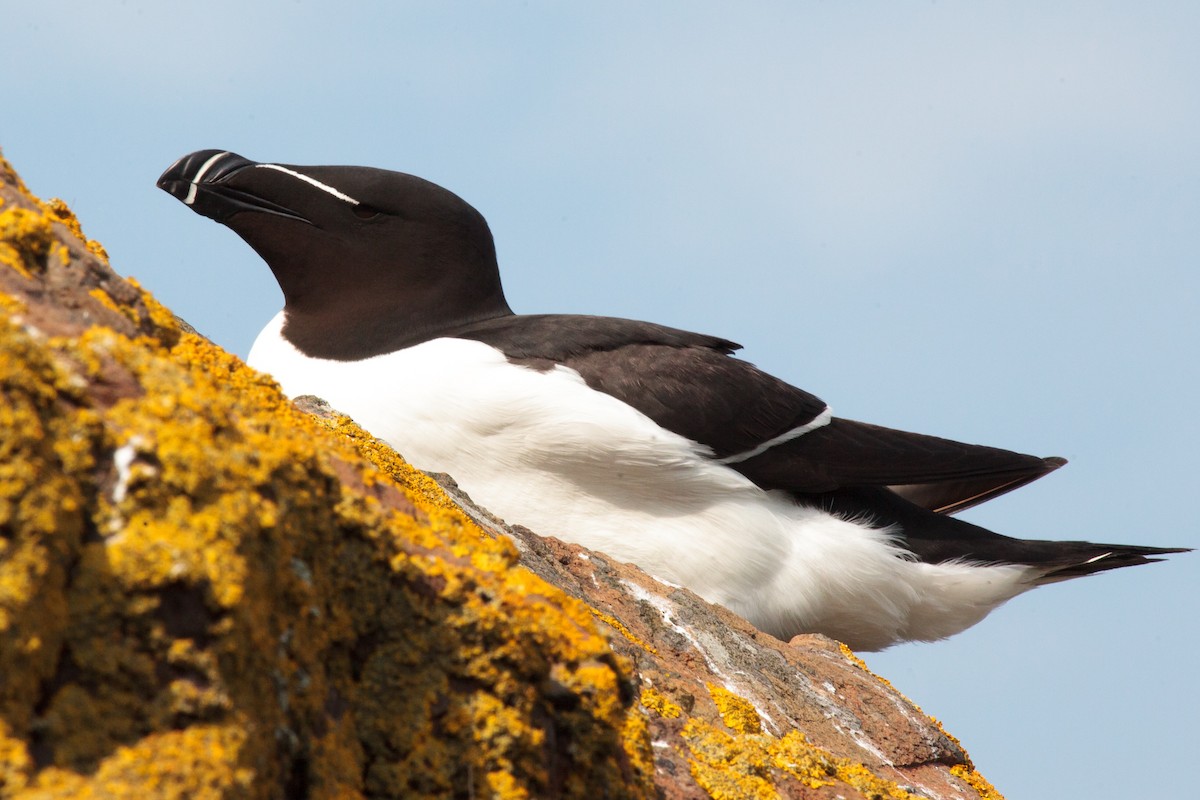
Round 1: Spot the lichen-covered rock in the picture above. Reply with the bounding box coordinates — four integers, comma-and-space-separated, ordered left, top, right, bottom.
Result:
0, 150, 1003, 799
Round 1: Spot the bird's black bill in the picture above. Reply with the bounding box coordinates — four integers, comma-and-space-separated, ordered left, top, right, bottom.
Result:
156, 150, 310, 224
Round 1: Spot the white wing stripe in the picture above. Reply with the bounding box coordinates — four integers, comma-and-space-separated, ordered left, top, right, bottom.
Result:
716, 407, 833, 465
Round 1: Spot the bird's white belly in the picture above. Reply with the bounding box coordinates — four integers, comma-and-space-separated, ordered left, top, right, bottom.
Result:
249, 312, 1033, 650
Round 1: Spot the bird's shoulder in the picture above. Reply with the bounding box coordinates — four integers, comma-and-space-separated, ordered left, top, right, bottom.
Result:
445, 313, 829, 461
444, 313, 742, 360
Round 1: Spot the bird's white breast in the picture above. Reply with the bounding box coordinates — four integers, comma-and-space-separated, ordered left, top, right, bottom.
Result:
248, 311, 1033, 650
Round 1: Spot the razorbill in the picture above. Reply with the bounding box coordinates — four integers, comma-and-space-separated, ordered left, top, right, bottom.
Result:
158, 149, 1187, 651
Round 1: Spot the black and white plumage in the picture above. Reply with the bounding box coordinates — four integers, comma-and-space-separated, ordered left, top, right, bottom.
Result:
158, 149, 1187, 651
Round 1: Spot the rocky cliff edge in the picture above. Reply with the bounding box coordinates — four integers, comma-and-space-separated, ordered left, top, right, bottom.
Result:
0, 150, 1002, 800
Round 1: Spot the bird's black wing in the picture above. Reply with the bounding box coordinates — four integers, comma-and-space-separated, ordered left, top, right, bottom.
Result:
451, 314, 1063, 512
738, 419, 1065, 513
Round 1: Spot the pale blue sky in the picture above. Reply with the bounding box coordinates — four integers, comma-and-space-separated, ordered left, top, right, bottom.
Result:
5, 4, 1196, 798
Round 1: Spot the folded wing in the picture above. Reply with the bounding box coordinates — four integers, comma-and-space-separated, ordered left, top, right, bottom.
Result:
454, 314, 1063, 512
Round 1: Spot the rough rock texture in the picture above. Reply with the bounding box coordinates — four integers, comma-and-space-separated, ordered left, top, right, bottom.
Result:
0, 150, 1003, 800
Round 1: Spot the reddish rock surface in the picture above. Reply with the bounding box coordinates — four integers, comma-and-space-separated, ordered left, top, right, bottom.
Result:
437, 471, 1000, 799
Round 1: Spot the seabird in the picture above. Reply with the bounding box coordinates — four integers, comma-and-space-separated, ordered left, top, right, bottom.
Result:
158, 149, 1187, 651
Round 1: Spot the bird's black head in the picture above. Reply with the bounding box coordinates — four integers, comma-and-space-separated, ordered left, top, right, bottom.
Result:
158, 149, 511, 359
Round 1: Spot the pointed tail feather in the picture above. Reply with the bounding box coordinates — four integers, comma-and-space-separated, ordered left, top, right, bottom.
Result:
1035, 544, 1191, 583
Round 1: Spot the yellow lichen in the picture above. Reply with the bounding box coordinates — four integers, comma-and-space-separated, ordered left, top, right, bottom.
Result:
0, 719, 33, 794
0, 295, 655, 798
590, 608, 658, 654
0, 314, 86, 776
620, 707, 656, 789
835, 762, 917, 800
682, 713, 921, 800
707, 683, 761, 735
42, 197, 108, 264
296, 401, 476, 518
0, 154, 107, 267
639, 687, 682, 719
0, 207, 54, 278
0, 293, 24, 315
125, 276, 178, 336
682, 719, 776, 800
951, 764, 1007, 800
26, 724, 254, 800
84, 287, 132, 327
768, 731, 837, 790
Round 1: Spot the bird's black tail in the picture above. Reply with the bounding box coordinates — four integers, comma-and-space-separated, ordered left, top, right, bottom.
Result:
808, 486, 1191, 579
1033, 543, 1191, 583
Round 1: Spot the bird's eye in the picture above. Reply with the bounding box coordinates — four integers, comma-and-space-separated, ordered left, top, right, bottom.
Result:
353, 204, 384, 220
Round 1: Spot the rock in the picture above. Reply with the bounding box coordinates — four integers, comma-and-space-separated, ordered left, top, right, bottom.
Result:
0, 150, 1003, 799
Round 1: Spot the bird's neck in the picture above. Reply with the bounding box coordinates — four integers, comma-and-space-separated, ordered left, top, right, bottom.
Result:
281, 288, 512, 360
